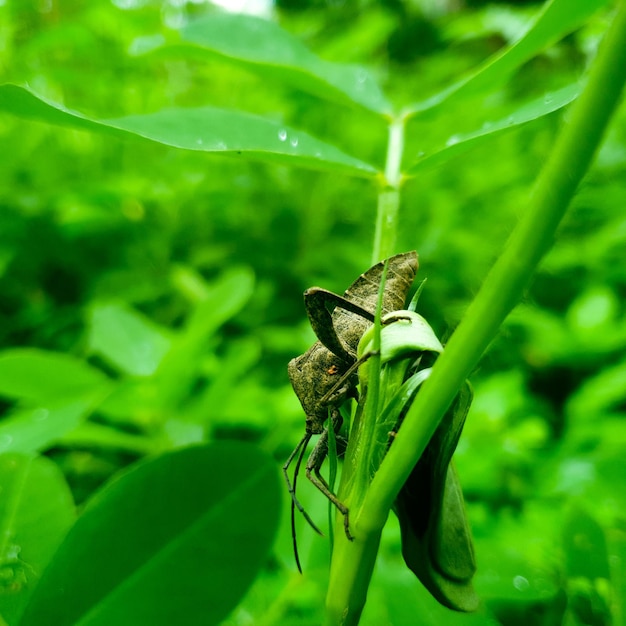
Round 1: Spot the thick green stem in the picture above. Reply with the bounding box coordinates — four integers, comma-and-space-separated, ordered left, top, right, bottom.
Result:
364, 0, 626, 544
324, 2, 626, 622
372, 117, 405, 262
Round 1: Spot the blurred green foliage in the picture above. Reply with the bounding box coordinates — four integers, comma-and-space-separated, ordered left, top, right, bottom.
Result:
0, 0, 624, 624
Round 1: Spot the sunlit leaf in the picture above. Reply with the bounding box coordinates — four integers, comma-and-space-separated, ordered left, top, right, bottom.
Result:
0, 84, 378, 178
176, 13, 391, 115
404, 83, 579, 175
0, 453, 75, 626
566, 358, 626, 420
0, 350, 109, 405
406, 0, 610, 116
183, 265, 255, 342
87, 303, 172, 377
0, 398, 98, 456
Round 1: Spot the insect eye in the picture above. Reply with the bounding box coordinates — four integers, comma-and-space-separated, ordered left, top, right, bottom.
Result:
327, 364, 339, 375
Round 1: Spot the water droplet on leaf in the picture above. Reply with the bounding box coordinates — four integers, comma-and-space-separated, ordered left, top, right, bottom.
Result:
32, 408, 49, 422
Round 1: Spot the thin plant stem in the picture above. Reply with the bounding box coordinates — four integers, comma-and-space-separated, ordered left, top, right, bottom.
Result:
324, 2, 626, 623
372, 116, 405, 262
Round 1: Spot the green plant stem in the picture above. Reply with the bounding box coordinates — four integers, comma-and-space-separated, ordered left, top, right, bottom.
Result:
324, 3, 626, 623
372, 116, 404, 262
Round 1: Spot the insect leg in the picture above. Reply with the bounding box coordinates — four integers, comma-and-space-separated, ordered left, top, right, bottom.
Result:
305, 412, 354, 541
283, 434, 325, 537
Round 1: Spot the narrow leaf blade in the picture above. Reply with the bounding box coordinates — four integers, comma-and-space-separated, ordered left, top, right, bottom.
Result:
407, 0, 610, 116
405, 83, 580, 175
178, 13, 391, 115
0, 84, 378, 177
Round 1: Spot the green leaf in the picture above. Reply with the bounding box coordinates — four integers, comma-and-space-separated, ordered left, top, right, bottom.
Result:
405, 83, 579, 175
59, 422, 155, 456
0, 84, 378, 178
87, 303, 172, 377
566, 358, 626, 420
0, 453, 75, 626
0, 350, 109, 404
148, 266, 256, 410
183, 265, 255, 342
358, 311, 444, 361
407, 0, 610, 116
19, 443, 281, 626
0, 398, 98, 455
177, 13, 391, 115
562, 506, 610, 580
0, 349, 108, 455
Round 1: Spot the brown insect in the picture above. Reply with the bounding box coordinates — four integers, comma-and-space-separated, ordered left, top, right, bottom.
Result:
283, 250, 478, 611
283, 252, 418, 567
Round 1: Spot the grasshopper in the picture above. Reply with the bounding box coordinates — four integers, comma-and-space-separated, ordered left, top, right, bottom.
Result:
284, 252, 418, 545
284, 251, 477, 611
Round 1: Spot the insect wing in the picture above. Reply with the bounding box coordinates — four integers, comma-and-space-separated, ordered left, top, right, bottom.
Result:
334, 251, 418, 353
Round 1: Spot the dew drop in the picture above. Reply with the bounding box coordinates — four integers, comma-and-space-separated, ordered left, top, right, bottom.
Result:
196, 138, 204, 146
513, 575, 530, 591
290, 137, 299, 147
446, 135, 460, 147
278, 129, 287, 142
356, 69, 367, 85
6, 545, 20, 561
32, 408, 49, 422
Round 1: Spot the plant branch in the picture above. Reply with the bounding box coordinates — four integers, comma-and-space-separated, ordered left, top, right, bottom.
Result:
364, 0, 626, 541
324, 1, 626, 622
372, 116, 405, 262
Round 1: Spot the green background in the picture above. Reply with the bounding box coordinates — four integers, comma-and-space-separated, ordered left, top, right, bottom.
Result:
0, 0, 624, 624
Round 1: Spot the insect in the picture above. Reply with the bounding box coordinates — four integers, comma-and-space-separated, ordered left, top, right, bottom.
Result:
284, 252, 418, 552
284, 251, 477, 611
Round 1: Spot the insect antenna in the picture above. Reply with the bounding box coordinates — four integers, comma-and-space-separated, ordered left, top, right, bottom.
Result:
283, 433, 324, 572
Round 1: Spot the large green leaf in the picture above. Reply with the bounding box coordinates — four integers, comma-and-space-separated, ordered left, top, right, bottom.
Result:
86, 303, 172, 377
19, 442, 281, 626
0, 350, 111, 455
176, 13, 391, 115
404, 83, 579, 175
0, 84, 378, 178
0, 399, 100, 456
0, 453, 75, 626
0, 350, 109, 405
407, 0, 610, 116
